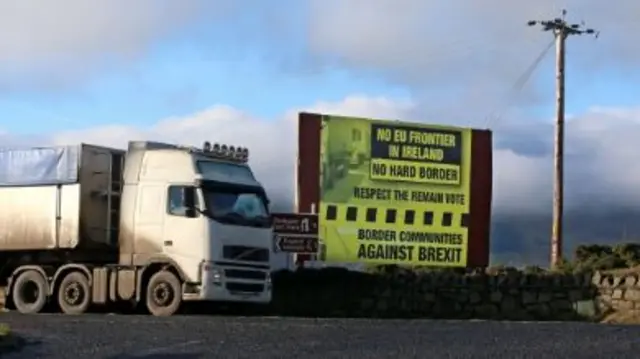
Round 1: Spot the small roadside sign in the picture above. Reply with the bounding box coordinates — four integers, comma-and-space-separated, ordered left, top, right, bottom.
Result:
274, 235, 319, 253
272, 212, 318, 235
271, 212, 318, 254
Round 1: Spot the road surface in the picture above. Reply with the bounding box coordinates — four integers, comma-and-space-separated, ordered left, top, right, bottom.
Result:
2, 313, 640, 358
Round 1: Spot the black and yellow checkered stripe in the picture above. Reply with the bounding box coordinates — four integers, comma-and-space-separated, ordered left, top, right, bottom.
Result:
323, 204, 469, 228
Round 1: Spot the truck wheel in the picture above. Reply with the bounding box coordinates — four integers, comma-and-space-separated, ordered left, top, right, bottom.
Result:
57, 271, 91, 315
146, 271, 182, 316
12, 270, 48, 314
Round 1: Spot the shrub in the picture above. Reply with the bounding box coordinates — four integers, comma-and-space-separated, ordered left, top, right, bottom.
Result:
562, 243, 640, 273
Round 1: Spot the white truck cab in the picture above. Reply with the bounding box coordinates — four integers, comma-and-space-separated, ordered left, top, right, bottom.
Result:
0, 140, 273, 316
121, 141, 273, 306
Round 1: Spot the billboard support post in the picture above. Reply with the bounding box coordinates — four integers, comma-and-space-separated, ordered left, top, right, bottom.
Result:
310, 203, 317, 263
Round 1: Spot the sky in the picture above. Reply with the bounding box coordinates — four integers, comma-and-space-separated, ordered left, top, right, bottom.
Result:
2, 0, 640, 265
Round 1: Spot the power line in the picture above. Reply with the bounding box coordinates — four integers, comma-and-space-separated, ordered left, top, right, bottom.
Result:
483, 38, 555, 129
527, 9, 598, 269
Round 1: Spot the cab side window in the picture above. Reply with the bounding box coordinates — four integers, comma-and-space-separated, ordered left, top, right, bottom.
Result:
167, 186, 197, 217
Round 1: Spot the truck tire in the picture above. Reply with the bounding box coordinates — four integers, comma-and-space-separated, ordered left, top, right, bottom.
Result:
12, 270, 48, 314
57, 271, 91, 315
146, 271, 182, 316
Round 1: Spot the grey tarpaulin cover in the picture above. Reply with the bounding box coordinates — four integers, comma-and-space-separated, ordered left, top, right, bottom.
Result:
0, 145, 81, 186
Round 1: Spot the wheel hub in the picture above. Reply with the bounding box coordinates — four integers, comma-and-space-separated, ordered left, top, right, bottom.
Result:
64, 283, 83, 305
153, 283, 174, 306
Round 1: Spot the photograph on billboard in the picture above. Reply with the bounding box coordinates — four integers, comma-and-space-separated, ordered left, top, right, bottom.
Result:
319, 114, 472, 267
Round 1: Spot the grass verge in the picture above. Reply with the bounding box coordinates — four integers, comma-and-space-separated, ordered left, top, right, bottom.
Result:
0, 323, 9, 336
0, 323, 23, 354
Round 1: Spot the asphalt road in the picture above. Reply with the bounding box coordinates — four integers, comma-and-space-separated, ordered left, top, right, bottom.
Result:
2, 313, 640, 359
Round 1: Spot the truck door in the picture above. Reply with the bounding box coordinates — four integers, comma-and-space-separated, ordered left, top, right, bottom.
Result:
163, 185, 204, 283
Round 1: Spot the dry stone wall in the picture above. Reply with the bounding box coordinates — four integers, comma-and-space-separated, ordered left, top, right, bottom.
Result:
270, 268, 640, 321
593, 270, 640, 316
2, 268, 640, 321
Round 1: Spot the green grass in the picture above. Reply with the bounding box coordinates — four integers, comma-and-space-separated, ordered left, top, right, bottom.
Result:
0, 322, 20, 354
0, 323, 10, 337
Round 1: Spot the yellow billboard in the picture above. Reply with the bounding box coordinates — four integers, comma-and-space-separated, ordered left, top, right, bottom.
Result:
319, 115, 472, 267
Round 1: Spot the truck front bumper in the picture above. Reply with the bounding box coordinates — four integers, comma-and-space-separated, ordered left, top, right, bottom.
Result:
182, 264, 272, 304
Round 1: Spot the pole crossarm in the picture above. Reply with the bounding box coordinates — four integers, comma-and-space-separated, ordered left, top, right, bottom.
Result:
528, 9, 599, 38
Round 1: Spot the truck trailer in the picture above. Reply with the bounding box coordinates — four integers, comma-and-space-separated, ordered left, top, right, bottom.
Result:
0, 140, 273, 316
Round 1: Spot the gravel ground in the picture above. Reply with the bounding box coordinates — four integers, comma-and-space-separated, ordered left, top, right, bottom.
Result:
1, 313, 640, 359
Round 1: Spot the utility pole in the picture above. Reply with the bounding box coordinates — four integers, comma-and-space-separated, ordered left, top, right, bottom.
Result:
527, 10, 598, 269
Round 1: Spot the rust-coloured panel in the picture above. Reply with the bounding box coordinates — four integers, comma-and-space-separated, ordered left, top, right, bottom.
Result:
467, 130, 493, 267
295, 112, 493, 268
296, 113, 322, 264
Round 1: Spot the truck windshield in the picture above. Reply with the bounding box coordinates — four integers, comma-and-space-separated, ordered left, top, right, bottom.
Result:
200, 184, 270, 228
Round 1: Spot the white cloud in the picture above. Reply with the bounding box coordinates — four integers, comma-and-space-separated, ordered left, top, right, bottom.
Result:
304, 96, 415, 120
301, 0, 640, 121
0, 0, 234, 88
52, 105, 297, 204
492, 106, 640, 214
3, 0, 639, 96
307, 0, 640, 79
1, 96, 633, 218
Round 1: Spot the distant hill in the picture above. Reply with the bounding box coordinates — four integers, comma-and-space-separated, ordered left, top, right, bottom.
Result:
491, 206, 640, 267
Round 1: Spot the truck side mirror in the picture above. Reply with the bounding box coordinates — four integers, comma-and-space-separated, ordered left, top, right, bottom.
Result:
183, 187, 197, 218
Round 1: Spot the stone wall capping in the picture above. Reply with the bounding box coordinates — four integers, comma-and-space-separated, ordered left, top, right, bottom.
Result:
267, 266, 640, 321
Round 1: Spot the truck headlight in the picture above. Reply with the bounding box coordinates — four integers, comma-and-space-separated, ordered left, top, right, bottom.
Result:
201, 262, 223, 285
211, 268, 223, 284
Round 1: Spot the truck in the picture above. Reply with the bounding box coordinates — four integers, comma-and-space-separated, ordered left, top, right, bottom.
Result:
0, 140, 273, 316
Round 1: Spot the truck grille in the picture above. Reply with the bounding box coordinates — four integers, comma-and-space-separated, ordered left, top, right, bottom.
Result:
222, 245, 269, 263
224, 269, 267, 280
226, 282, 264, 293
